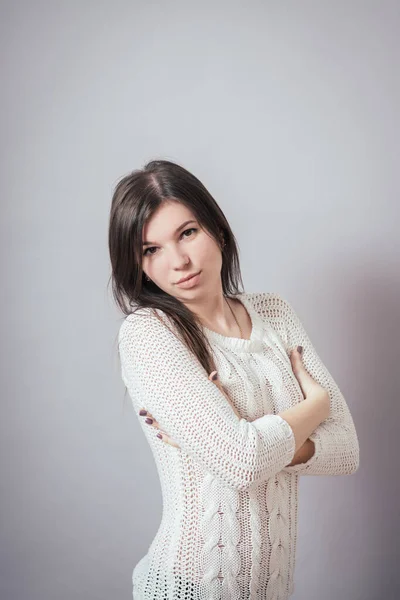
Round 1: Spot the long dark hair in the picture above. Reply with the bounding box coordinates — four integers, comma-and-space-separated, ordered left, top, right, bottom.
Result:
108, 159, 245, 375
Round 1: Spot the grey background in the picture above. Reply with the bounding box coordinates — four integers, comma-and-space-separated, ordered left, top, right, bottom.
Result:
1, 1, 399, 599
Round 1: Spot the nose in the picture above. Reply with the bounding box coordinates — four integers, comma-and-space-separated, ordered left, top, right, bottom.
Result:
168, 247, 191, 271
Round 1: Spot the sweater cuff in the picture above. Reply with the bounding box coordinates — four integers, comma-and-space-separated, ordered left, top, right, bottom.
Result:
252, 414, 296, 470
283, 428, 322, 473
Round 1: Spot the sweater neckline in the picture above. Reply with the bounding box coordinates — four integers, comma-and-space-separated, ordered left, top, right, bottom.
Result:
201, 292, 266, 353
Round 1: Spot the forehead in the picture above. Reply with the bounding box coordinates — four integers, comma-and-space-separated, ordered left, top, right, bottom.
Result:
142, 201, 197, 239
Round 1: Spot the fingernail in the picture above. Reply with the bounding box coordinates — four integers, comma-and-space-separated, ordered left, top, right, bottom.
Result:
139, 410, 147, 416
145, 418, 153, 424
297, 346, 303, 354
156, 433, 163, 439
211, 371, 218, 380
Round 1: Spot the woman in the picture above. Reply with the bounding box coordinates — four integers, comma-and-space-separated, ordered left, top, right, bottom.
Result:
109, 159, 359, 600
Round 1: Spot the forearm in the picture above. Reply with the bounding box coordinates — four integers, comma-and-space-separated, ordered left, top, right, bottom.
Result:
277, 396, 327, 453
285, 438, 315, 467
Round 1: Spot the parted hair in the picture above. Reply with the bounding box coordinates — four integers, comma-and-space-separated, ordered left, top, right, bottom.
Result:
108, 158, 244, 375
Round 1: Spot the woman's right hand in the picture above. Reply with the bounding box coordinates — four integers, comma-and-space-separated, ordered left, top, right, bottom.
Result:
290, 346, 331, 420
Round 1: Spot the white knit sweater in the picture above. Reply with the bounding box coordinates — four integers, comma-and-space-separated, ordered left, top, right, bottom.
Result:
118, 292, 359, 600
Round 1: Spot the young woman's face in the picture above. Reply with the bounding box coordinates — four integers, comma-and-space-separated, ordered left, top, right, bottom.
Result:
141, 200, 223, 301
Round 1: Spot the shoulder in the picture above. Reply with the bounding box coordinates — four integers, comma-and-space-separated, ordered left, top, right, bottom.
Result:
242, 291, 292, 318
119, 306, 151, 339
118, 305, 180, 349
242, 292, 302, 350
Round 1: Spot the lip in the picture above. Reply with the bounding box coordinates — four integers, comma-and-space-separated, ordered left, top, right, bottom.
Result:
175, 271, 201, 284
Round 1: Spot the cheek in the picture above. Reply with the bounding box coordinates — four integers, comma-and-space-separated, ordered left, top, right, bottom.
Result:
145, 261, 164, 280
199, 238, 221, 263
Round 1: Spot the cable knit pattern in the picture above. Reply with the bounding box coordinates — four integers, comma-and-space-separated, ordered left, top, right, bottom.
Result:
248, 487, 262, 597
199, 473, 221, 596
220, 486, 241, 599
118, 291, 359, 599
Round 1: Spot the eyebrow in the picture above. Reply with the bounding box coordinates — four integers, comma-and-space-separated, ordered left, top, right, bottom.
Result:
142, 220, 197, 246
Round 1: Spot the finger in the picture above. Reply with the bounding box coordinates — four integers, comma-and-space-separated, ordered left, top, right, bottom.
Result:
290, 347, 305, 374
144, 415, 161, 429
290, 347, 314, 379
139, 409, 160, 429
290, 346, 304, 365
209, 371, 229, 400
157, 431, 180, 448
209, 370, 219, 383
290, 347, 319, 399
140, 409, 181, 449
209, 371, 241, 419
209, 371, 225, 393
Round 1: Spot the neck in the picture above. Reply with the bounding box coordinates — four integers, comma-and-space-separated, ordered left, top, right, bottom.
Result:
184, 292, 239, 333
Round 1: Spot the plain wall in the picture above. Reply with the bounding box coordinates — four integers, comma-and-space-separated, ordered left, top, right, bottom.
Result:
1, 1, 399, 599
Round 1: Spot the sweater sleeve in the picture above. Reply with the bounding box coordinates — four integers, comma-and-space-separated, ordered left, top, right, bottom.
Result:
118, 308, 296, 491
271, 294, 360, 476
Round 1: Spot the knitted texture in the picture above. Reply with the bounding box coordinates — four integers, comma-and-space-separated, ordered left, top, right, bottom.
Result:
118, 292, 359, 600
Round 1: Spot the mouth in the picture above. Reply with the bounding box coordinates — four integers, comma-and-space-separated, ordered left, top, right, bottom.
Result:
175, 271, 201, 284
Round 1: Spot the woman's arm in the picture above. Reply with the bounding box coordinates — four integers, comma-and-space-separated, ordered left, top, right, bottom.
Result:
118, 308, 297, 491
265, 293, 360, 476
278, 391, 329, 455
286, 438, 316, 467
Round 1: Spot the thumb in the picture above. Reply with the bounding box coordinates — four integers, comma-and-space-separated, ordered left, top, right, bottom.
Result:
209, 371, 241, 419
289, 346, 317, 399
209, 370, 225, 394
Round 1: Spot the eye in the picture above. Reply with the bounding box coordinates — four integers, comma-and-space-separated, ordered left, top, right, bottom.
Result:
182, 227, 197, 238
143, 228, 198, 256
143, 246, 157, 257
